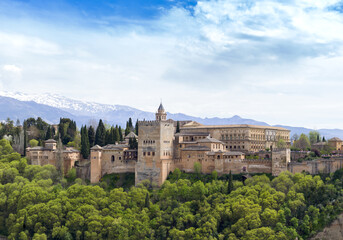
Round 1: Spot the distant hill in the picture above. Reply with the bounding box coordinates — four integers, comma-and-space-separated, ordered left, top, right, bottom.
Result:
0, 96, 78, 123
0, 91, 343, 140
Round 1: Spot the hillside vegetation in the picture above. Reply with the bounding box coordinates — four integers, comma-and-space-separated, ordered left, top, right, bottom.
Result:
1, 139, 343, 239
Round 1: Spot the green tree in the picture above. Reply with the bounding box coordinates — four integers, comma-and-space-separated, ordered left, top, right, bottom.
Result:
118, 126, 123, 141
29, 139, 38, 147
194, 162, 202, 175
95, 119, 106, 146
45, 126, 52, 140
294, 134, 311, 150
145, 192, 150, 209
277, 139, 287, 149
88, 126, 95, 147
309, 131, 320, 145
228, 170, 234, 194
135, 120, 139, 135
211, 170, 218, 180
81, 125, 90, 159
176, 121, 180, 133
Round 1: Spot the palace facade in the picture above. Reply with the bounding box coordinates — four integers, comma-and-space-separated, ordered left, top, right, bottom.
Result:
90, 104, 291, 186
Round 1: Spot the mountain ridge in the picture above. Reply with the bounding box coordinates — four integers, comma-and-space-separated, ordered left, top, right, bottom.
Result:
1, 91, 343, 139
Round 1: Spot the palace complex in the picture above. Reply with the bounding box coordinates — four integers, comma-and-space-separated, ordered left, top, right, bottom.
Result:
26, 103, 343, 186
89, 104, 291, 186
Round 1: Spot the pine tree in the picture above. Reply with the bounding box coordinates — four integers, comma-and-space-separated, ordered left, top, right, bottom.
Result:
145, 192, 150, 209
95, 119, 106, 146
228, 171, 233, 194
323, 136, 326, 142
316, 134, 320, 143
88, 126, 95, 147
81, 126, 90, 159
176, 121, 180, 133
135, 120, 139, 135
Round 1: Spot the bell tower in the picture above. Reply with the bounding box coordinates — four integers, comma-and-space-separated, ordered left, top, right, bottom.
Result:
156, 102, 167, 121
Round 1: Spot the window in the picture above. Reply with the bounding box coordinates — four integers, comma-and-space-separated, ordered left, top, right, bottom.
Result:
148, 152, 150, 156
143, 152, 146, 156
152, 152, 155, 156
119, 157, 121, 160
111, 155, 115, 163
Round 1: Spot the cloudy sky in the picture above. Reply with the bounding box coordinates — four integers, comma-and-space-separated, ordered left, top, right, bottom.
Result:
1, 0, 343, 129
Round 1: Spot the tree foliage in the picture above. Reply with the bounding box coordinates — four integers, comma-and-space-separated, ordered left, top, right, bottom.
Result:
1, 141, 343, 239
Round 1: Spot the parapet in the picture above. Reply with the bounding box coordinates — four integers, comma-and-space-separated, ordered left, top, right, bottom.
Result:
138, 120, 160, 126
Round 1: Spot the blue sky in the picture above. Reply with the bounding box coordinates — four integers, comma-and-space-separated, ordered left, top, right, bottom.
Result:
1, 0, 343, 128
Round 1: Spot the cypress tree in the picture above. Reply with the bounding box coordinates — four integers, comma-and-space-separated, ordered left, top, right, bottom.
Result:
110, 127, 116, 144
105, 129, 111, 145
45, 126, 52, 140
23, 120, 27, 156
129, 137, 138, 149
125, 122, 130, 136
128, 118, 133, 130
81, 126, 90, 159
176, 121, 180, 133
88, 126, 95, 147
118, 126, 123, 141
316, 134, 320, 143
145, 192, 150, 209
228, 171, 233, 194
114, 126, 120, 144
323, 136, 326, 142
135, 120, 139, 135
58, 118, 64, 140
95, 119, 106, 146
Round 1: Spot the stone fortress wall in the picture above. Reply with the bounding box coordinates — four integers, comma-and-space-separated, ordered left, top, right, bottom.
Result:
26, 103, 343, 186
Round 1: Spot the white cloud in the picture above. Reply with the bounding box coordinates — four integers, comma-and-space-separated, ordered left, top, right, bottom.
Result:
3, 64, 21, 73
1, 0, 343, 128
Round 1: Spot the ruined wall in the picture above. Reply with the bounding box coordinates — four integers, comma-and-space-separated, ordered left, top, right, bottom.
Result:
289, 158, 343, 175
100, 150, 136, 176
75, 161, 90, 180
272, 149, 290, 176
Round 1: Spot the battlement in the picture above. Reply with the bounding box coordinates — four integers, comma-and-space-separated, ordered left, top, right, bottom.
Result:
138, 120, 160, 126
272, 148, 290, 152
243, 159, 272, 163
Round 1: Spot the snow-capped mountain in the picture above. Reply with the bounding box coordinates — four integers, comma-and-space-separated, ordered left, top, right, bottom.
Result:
0, 91, 270, 127
2, 91, 343, 139
0, 91, 141, 116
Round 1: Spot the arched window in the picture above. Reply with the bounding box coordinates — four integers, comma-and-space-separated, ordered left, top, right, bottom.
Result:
111, 155, 115, 163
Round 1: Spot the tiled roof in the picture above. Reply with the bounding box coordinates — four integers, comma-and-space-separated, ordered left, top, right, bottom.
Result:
125, 132, 138, 139
197, 136, 224, 144
182, 146, 210, 151
224, 151, 245, 156
91, 145, 102, 150
175, 132, 209, 136
329, 137, 342, 142
182, 124, 289, 131
45, 139, 57, 143
102, 144, 129, 150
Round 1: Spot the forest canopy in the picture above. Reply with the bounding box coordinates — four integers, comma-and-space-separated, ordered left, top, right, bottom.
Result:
1, 139, 343, 239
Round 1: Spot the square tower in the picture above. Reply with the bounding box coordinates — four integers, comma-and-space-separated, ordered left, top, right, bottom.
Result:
136, 104, 175, 186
